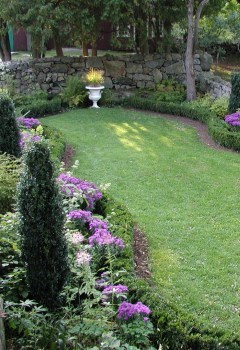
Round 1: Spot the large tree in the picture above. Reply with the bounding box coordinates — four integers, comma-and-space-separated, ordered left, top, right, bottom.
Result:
0, 4, 11, 61
185, 0, 226, 101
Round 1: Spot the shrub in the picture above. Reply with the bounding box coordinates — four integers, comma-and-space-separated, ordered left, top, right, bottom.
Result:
208, 118, 240, 150
61, 76, 88, 108
124, 96, 215, 123
17, 141, 69, 309
20, 97, 62, 118
13, 90, 49, 108
42, 125, 66, 161
0, 212, 28, 302
0, 95, 21, 157
229, 72, 240, 113
0, 153, 21, 214
100, 89, 124, 107
210, 97, 229, 119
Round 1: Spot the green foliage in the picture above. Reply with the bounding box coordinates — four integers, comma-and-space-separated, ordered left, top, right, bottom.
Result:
209, 97, 229, 119
100, 89, 123, 107
208, 118, 240, 150
61, 76, 88, 108
13, 90, 49, 107
229, 72, 240, 113
124, 95, 214, 123
5, 300, 71, 349
118, 318, 154, 348
20, 97, 62, 118
0, 95, 21, 157
96, 194, 134, 273
42, 125, 66, 161
153, 80, 186, 103
0, 153, 21, 213
17, 141, 69, 309
0, 212, 28, 302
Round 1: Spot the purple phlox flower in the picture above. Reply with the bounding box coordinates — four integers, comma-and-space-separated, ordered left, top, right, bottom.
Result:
143, 317, 149, 322
117, 301, 151, 320
58, 173, 102, 209
17, 117, 41, 129
67, 209, 92, 223
89, 218, 108, 232
88, 229, 124, 248
69, 232, 85, 244
224, 112, 240, 127
76, 250, 91, 266
19, 132, 41, 149
102, 284, 128, 295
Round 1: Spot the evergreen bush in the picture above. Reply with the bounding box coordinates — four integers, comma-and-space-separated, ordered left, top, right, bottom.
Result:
0, 153, 20, 213
20, 97, 62, 118
0, 95, 21, 157
17, 141, 69, 309
229, 73, 240, 113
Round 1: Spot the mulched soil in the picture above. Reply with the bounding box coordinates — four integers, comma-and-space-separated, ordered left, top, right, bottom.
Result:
62, 110, 235, 280
61, 144, 75, 168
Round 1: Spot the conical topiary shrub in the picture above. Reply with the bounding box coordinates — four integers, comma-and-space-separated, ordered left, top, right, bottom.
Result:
229, 72, 240, 113
17, 141, 68, 309
0, 95, 21, 157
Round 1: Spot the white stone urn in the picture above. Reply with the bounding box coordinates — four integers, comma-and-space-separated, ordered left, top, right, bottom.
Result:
86, 86, 104, 108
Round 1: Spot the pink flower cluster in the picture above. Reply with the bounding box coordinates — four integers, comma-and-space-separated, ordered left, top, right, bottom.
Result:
70, 232, 85, 244
76, 250, 92, 266
89, 218, 108, 232
88, 228, 124, 249
225, 112, 240, 127
17, 117, 41, 129
19, 132, 41, 149
103, 284, 129, 295
67, 209, 92, 223
117, 301, 151, 321
58, 174, 102, 209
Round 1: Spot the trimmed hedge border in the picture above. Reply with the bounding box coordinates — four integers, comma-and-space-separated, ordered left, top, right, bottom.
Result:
98, 194, 240, 350
123, 96, 240, 152
21, 97, 62, 118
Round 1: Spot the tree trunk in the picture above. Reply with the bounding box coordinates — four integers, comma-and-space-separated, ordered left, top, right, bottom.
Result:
193, 0, 209, 51
0, 34, 11, 61
0, 297, 6, 350
31, 33, 42, 59
185, 0, 196, 101
53, 33, 64, 57
91, 40, 97, 56
82, 41, 88, 56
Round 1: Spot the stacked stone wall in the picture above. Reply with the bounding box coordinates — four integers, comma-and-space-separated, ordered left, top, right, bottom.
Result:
0, 52, 231, 98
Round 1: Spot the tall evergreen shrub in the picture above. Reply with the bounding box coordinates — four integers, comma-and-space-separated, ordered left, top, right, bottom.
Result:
229, 73, 240, 113
17, 141, 68, 309
0, 95, 21, 157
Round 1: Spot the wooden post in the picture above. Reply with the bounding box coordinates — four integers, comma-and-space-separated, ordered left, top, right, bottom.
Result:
0, 297, 6, 350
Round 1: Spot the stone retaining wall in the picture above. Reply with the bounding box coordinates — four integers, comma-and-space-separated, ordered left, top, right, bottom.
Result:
0, 52, 231, 98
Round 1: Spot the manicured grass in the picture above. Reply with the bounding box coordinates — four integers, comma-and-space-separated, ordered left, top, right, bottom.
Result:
43, 107, 240, 335
11, 49, 134, 61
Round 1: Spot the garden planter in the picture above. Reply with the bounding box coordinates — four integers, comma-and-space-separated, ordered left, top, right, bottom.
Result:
86, 86, 104, 108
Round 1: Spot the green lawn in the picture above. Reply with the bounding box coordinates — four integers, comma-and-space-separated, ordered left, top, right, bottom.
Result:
43, 107, 240, 335
11, 49, 134, 61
